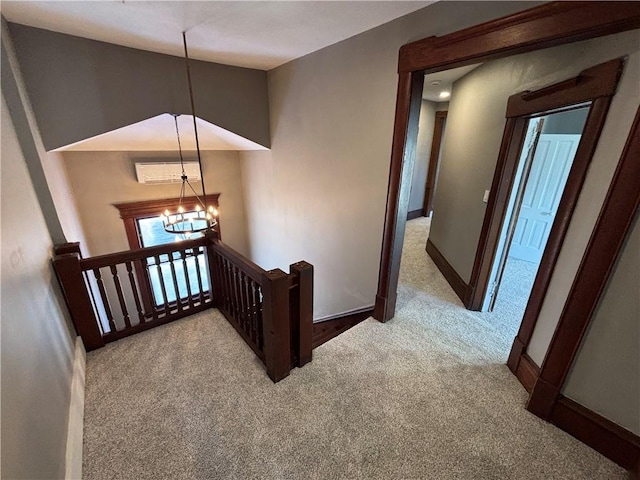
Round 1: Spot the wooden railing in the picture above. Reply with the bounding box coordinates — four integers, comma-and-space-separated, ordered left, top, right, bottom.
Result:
206, 235, 313, 381
53, 233, 313, 382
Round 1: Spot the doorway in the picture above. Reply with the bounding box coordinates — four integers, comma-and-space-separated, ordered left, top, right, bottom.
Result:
484, 106, 590, 315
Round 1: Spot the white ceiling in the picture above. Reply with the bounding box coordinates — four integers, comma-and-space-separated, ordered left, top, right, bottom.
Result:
2, 1, 434, 70
52, 114, 269, 152
422, 64, 481, 102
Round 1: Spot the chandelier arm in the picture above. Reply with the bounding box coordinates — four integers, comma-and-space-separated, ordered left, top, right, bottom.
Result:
185, 181, 208, 209
182, 32, 207, 205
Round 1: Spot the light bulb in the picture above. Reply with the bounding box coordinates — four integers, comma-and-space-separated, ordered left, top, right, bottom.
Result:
212, 208, 219, 217
178, 206, 184, 214
164, 209, 170, 216
195, 205, 201, 211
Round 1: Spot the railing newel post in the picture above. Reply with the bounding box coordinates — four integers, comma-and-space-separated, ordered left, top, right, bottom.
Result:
290, 261, 314, 368
262, 268, 292, 382
52, 244, 104, 351
204, 230, 221, 306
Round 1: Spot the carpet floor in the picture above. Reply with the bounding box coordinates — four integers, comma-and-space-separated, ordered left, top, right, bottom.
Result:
82, 217, 626, 479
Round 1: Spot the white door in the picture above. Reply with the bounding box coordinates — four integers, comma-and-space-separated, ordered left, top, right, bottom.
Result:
509, 134, 581, 264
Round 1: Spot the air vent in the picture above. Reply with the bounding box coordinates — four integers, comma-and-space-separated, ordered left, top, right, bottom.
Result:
135, 162, 201, 185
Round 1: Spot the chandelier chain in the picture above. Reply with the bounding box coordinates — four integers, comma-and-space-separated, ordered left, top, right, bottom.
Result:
172, 114, 186, 175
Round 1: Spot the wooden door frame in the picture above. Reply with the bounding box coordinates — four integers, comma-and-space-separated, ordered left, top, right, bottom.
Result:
528, 107, 640, 471
471, 58, 623, 330
373, 1, 640, 323
421, 111, 447, 217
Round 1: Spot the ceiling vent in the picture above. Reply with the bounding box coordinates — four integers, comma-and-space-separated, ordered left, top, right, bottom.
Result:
135, 162, 201, 185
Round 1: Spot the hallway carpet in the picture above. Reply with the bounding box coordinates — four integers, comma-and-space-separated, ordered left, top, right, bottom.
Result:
82, 218, 625, 479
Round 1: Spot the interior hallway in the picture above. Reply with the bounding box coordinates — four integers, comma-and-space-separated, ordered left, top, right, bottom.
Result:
82, 218, 625, 479
401, 217, 537, 352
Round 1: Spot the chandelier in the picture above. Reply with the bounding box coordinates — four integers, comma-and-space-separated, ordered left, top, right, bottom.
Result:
160, 32, 217, 235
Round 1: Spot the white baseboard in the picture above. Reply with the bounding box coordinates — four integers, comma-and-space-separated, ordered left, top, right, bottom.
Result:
313, 305, 375, 323
65, 337, 86, 480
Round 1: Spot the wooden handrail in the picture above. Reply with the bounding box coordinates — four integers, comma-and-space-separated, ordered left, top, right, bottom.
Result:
79, 237, 207, 271
54, 232, 314, 382
209, 241, 266, 284
52, 251, 104, 350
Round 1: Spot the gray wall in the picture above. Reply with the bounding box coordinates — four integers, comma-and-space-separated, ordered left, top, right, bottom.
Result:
63, 151, 250, 257
9, 23, 270, 151
408, 100, 436, 213
239, 1, 540, 320
1, 87, 75, 480
427, 31, 640, 367
563, 209, 640, 435
431, 33, 639, 285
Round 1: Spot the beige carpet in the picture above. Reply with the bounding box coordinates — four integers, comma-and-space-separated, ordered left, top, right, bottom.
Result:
82, 217, 626, 479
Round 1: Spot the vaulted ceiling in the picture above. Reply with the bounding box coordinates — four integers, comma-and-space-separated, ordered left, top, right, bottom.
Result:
2, 1, 434, 70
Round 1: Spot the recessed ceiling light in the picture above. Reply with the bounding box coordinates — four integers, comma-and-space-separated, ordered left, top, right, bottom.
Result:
430, 80, 441, 86
439, 91, 451, 99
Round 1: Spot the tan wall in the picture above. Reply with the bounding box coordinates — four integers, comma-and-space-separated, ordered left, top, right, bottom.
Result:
41, 150, 90, 254
563, 210, 640, 435
408, 100, 436, 213
1, 90, 74, 480
239, 1, 540, 320
63, 151, 249, 257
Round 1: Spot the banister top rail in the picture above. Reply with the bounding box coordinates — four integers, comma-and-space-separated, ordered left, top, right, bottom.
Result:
210, 241, 266, 284
78, 237, 207, 271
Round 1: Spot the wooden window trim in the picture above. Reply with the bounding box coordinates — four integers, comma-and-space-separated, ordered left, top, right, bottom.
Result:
113, 194, 220, 312
114, 194, 221, 250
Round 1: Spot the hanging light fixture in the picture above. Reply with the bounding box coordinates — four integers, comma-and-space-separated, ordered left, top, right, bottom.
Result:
160, 32, 218, 235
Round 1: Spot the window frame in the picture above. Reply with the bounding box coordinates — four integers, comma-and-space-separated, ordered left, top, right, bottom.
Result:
114, 194, 221, 311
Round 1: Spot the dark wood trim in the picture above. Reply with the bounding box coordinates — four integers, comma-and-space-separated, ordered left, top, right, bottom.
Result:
469, 60, 622, 312
406, 209, 423, 221
551, 396, 640, 471
52, 252, 105, 351
114, 194, 220, 314
289, 261, 314, 367
262, 268, 292, 382
114, 194, 221, 249
425, 238, 470, 305
398, 2, 640, 74
506, 59, 624, 118
514, 353, 539, 393
312, 308, 374, 349
467, 117, 525, 310
377, 1, 640, 323
79, 237, 207, 270
374, 71, 424, 322
422, 110, 447, 217
528, 107, 640, 421
506, 335, 526, 373
512, 97, 614, 357
114, 194, 221, 222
